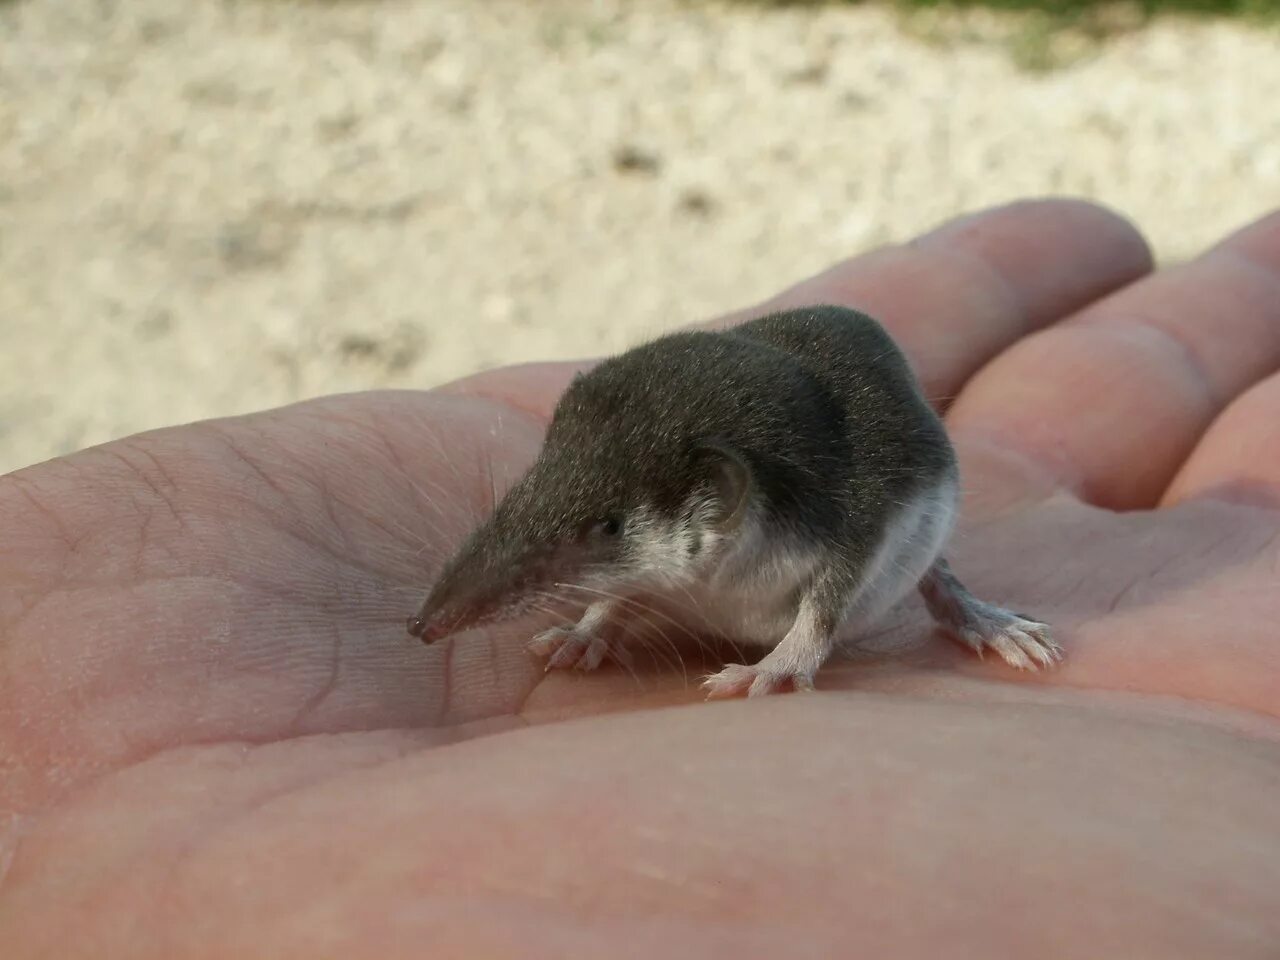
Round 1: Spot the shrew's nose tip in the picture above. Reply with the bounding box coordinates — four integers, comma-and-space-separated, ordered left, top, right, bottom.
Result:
407, 614, 453, 645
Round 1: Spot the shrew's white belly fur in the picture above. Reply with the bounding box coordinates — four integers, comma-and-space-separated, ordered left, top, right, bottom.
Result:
652, 478, 959, 648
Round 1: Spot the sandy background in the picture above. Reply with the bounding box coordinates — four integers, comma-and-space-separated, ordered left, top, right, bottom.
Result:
1, 0, 1278, 474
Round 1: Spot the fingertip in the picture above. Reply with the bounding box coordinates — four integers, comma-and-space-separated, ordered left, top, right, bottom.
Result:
919, 196, 1155, 321
926, 196, 1149, 261
1214, 207, 1280, 266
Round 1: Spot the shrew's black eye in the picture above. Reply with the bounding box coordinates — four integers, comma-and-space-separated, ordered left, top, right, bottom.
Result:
594, 515, 622, 537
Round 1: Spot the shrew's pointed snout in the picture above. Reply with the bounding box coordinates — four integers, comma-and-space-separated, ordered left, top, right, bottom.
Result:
407, 558, 507, 645
407, 525, 550, 646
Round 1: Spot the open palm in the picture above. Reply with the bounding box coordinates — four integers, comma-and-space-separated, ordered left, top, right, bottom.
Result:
3, 199, 1278, 957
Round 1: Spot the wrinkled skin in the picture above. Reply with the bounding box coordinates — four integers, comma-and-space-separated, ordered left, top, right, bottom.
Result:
3, 199, 1280, 958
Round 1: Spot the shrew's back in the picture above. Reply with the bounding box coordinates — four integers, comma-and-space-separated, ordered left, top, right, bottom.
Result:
730, 306, 955, 497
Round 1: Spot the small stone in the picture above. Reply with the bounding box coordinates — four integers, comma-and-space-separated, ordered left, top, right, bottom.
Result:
676, 188, 716, 218
612, 144, 662, 177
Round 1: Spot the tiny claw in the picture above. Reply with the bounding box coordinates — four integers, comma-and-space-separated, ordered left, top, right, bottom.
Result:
407, 616, 426, 638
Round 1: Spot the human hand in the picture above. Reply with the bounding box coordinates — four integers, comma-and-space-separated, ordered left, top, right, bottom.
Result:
2, 199, 1278, 957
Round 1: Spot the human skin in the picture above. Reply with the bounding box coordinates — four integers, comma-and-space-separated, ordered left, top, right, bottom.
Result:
2, 198, 1279, 958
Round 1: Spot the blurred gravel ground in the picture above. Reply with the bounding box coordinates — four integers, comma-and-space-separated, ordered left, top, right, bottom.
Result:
1, 0, 1278, 472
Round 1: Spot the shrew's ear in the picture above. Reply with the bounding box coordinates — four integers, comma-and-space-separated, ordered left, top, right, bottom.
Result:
693, 440, 753, 532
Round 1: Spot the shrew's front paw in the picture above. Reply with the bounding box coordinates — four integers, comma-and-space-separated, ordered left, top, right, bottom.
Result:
529, 626, 613, 672
702, 662, 816, 699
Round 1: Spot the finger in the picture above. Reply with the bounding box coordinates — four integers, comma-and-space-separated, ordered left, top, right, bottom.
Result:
946, 209, 1280, 510
716, 197, 1153, 406
1161, 215, 1280, 505
1161, 369, 1280, 506
447, 200, 1153, 420
436, 360, 581, 424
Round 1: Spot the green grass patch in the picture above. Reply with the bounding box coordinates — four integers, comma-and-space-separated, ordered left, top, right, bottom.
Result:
738, 0, 1277, 72
752, 0, 1277, 11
